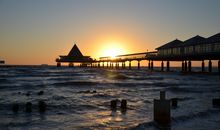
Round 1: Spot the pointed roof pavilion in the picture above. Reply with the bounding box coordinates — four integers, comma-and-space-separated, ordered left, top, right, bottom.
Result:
56, 43, 93, 63
67, 44, 84, 57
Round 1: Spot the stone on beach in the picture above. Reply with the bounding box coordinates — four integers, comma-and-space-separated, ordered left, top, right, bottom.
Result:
213, 98, 220, 108
38, 100, 46, 112
37, 90, 44, 95
26, 102, 32, 113
121, 99, 127, 110
171, 98, 178, 107
12, 103, 19, 113
110, 100, 117, 110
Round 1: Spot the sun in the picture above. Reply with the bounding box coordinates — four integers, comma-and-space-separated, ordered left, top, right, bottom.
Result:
103, 48, 121, 58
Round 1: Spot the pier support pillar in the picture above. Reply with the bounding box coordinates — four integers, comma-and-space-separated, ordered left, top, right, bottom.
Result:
69, 63, 74, 67
161, 61, 164, 71
138, 61, 140, 69
166, 61, 170, 72
107, 62, 109, 68
182, 61, 185, 72
148, 60, 151, 70
209, 60, 212, 73
188, 60, 191, 72
57, 62, 61, 67
123, 62, 126, 69
151, 60, 154, 71
218, 60, 220, 75
129, 61, 131, 69
184, 61, 187, 72
202, 60, 205, 72
102, 62, 104, 68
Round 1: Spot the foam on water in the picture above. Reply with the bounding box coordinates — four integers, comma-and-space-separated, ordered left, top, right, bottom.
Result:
0, 66, 220, 129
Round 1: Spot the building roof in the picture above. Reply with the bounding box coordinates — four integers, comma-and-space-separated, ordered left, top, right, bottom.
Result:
206, 33, 220, 43
183, 35, 206, 46
156, 39, 183, 50
67, 44, 84, 57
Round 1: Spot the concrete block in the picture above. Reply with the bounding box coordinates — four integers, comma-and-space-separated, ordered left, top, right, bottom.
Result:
213, 98, 220, 108
154, 91, 171, 126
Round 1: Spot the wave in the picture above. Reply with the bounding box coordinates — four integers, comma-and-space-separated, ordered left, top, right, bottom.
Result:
52, 81, 98, 86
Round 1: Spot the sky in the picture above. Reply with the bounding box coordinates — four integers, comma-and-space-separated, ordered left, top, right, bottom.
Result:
0, 0, 220, 65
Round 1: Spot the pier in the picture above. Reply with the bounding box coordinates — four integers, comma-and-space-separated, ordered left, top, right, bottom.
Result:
0, 60, 5, 64
56, 33, 220, 74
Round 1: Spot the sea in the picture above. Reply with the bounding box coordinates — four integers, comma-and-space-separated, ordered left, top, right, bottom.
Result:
0, 66, 220, 130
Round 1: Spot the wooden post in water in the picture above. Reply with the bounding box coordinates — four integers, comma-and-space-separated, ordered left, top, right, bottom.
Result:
154, 91, 171, 126
209, 60, 212, 72
151, 60, 154, 71
138, 60, 140, 69
202, 60, 205, 72
129, 61, 131, 69
188, 60, 191, 72
57, 62, 61, 67
182, 61, 185, 72
184, 61, 187, 72
69, 62, 74, 67
98, 62, 100, 68
166, 61, 170, 71
218, 60, 220, 75
161, 61, 164, 71
148, 60, 151, 70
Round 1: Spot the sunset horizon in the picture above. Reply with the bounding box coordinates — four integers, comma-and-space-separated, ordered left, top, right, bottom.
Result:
1, 1, 220, 129
1, 0, 220, 65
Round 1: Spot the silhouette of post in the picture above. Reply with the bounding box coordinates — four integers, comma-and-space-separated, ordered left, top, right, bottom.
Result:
161, 61, 164, 71
218, 60, 220, 75
166, 61, 170, 71
182, 61, 185, 72
188, 60, 191, 72
209, 60, 212, 72
184, 61, 187, 72
151, 60, 154, 70
202, 60, 205, 72
129, 61, 131, 69
123, 62, 126, 69
138, 60, 140, 69
148, 60, 151, 70
154, 91, 171, 126
69, 63, 74, 67
57, 62, 61, 67
102, 62, 104, 68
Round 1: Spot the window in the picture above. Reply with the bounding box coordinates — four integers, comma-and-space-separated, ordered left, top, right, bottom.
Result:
205, 44, 212, 52
173, 48, 180, 55
214, 43, 220, 52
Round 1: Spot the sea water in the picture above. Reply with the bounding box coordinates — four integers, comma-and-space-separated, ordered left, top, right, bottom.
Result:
0, 66, 220, 130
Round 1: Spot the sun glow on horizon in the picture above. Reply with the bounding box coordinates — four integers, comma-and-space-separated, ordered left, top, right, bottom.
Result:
103, 48, 121, 58
99, 41, 127, 58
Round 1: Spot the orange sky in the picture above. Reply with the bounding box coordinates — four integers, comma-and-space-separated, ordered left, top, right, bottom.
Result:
0, 1, 220, 66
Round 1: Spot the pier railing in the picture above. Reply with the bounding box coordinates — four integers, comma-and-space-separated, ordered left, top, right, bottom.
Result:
99, 51, 158, 62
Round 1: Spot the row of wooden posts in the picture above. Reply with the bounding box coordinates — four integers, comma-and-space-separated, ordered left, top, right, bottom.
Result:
86, 59, 220, 73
